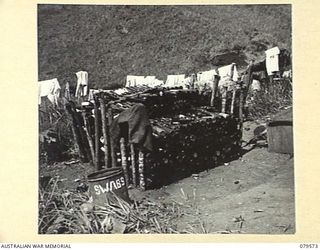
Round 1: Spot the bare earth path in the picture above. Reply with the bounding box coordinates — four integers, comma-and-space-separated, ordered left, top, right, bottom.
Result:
130, 146, 294, 234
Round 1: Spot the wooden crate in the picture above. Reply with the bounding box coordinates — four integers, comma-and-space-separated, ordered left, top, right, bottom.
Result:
267, 120, 293, 154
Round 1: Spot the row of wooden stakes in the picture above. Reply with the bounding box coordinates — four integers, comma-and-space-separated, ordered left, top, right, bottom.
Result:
66, 97, 147, 190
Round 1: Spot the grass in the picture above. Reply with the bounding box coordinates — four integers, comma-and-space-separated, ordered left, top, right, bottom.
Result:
39, 176, 185, 234
38, 5, 291, 89
246, 79, 292, 119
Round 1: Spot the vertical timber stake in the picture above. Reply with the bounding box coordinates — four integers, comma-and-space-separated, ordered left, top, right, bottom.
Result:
99, 98, 109, 168
138, 150, 145, 190
120, 137, 129, 186
221, 87, 227, 113
230, 88, 236, 115
130, 144, 137, 187
210, 75, 219, 107
210, 84, 215, 107
239, 87, 244, 129
82, 111, 95, 164
107, 106, 117, 168
93, 98, 100, 170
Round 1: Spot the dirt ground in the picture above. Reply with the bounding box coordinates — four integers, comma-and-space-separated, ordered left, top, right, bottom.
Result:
40, 121, 295, 234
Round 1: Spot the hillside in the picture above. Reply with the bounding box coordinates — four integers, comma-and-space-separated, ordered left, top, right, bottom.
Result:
38, 4, 291, 89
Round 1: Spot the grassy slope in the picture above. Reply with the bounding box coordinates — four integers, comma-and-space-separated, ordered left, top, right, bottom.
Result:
38, 4, 291, 89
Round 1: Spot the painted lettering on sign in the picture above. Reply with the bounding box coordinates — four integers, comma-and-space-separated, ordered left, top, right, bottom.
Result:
93, 177, 126, 195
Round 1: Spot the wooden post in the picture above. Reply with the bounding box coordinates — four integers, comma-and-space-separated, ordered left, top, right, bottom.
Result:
230, 88, 236, 115
49, 110, 53, 125
130, 144, 137, 187
107, 106, 117, 168
210, 85, 215, 107
210, 75, 219, 107
82, 111, 95, 164
99, 98, 109, 168
93, 98, 100, 170
239, 87, 244, 129
138, 151, 145, 190
221, 87, 227, 113
120, 137, 129, 187
243, 64, 253, 108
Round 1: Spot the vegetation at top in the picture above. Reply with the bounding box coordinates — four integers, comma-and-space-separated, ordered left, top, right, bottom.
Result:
38, 4, 291, 89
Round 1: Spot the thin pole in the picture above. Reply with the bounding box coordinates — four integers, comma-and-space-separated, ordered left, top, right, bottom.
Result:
130, 144, 137, 187
93, 98, 100, 170
210, 75, 219, 107
230, 88, 236, 115
138, 151, 145, 190
239, 86, 244, 129
82, 111, 95, 164
120, 137, 129, 186
210, 84, 215, 107
99, 98, 109, 168
221, 87, 227, 113
107, 106, 117, 168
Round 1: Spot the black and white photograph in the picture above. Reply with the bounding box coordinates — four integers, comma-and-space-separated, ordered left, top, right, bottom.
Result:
38, 4, 294, 234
